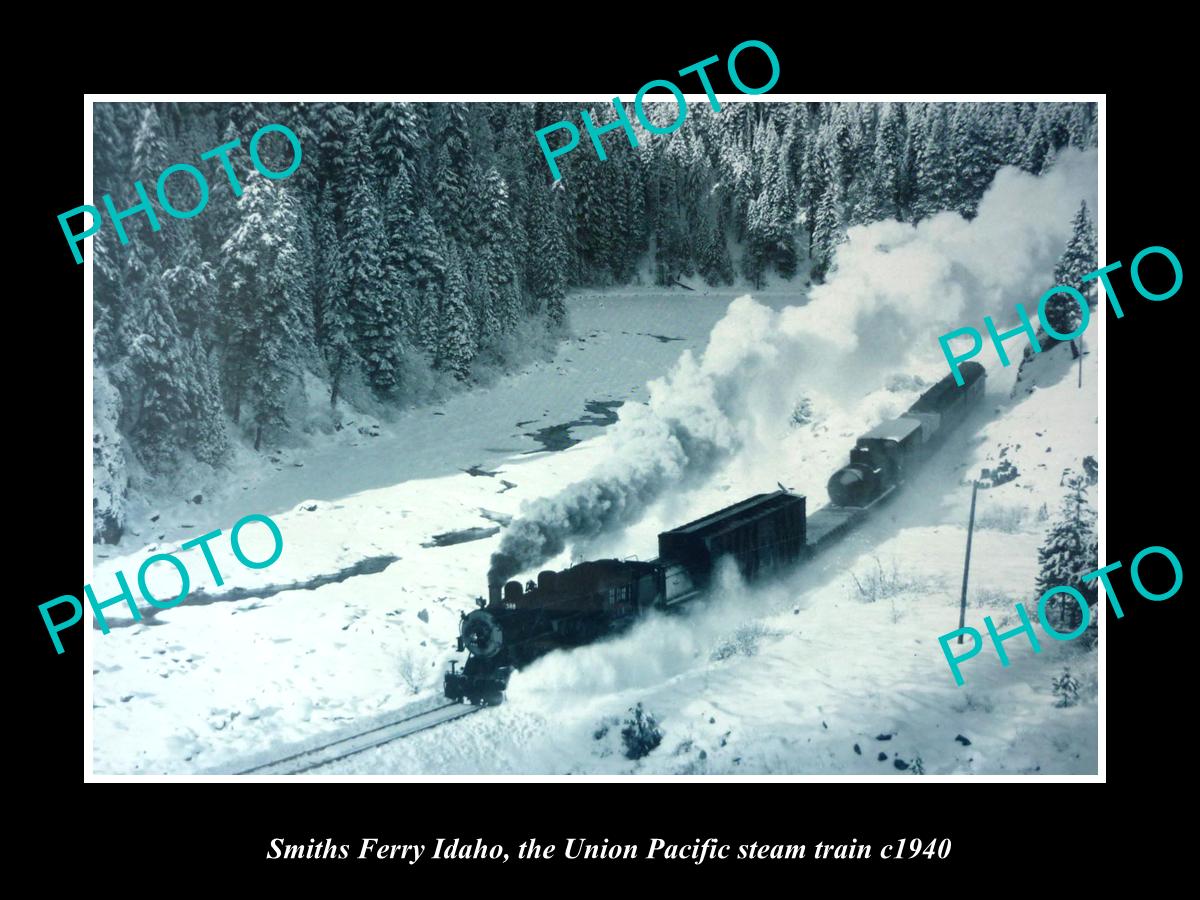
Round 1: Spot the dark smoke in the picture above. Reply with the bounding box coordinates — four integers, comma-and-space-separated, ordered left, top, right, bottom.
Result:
488, 423, 723, 584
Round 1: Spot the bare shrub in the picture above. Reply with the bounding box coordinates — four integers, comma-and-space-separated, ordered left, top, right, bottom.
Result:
975, 504, 1028, 533
971, 586, 1013, 607
397, 648, 427, 695
710, 622, 786, 661
849, 556, 930, 604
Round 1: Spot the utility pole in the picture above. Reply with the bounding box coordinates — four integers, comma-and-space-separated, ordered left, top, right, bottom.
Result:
957, 481, 980, 644
1078, 337, 1084, 388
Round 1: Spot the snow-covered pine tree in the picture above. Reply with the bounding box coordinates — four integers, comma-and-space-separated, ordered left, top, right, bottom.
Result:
159, 235, 227, 466
697, 216, 734, 286
566, 142, 614, 281
993, 103, 1028, 169
948, 103, 997, 220
763, 128, 797, 278
528, 182, 568, 325
290, 192, 318, 351
741, 190, 770, 289
900, 102, 925, 216
312, 186, 353, 407
862, 102, 905, 223
94, 103, 138, 200
93, 352, 129, 544
435, 243, 476, 380
433, 105, 474, 243
615, 153, 647, 283
371, 102, 425, 184
827, 103, 858, 195
477, 167, 522, 335
912, 104, 954, 222
466, 243, 499, 351
218, 171, 274, 423
278, 102, 320, 199
127, 267, 194, 472
409, 208, 447, 353
1036, 473, 1098, 636
93, 224, 129, 366
1054, 200, 1098, 299
315, 102, 356, 211
1021, 105, 1055, 175
781, 103, 809, 199
187, 336, 229, 466
343, 169, 399, 398
1043, 200, 1098, 357
1067, 103, 1097, 149
161, 233, 216, 338
799, 135, 828, 256
245, 183, 307, 451
810, 179, 845, 283
124, 104, 171, 287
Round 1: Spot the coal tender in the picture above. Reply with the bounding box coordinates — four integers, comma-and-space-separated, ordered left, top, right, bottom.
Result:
444, 362, 987, 706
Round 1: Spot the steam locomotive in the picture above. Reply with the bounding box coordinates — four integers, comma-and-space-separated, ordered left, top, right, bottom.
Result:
444, 362, 987, 706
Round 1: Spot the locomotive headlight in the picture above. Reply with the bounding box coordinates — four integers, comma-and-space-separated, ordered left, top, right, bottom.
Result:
461, 609, 503, 659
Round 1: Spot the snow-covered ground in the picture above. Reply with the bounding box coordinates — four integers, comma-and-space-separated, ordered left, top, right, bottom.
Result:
310, 332, 1099, 776
91, 285, 1098, 776
90, 286, 804, 773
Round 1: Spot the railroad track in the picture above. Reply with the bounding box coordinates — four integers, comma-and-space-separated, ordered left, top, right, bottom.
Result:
236, 702, 481, 775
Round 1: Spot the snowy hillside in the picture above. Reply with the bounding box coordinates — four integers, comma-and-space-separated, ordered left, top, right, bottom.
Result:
312, 332, 1099, 776
91, 293, 1098, 776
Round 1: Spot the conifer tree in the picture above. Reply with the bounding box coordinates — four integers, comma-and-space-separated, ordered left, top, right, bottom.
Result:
436, 243, 476, 380
528, 183, 567, 324
827, 103, 858, 194
900, 102, 925, 215
1036, 473, 1098, 635
1046, 201, 1097, 356
244, 183, 306, 451
799, 137, 828, 255
993, 103, 1027, 169
1067, 103, 1097, 149
315, 102, 356, 207
409, 208, 447, 352
810, 179, 845, 283
697, 217, 734, 286
93, 352, 129, 544
187, 336, 229, 466
948, 103, 996, 219
127, 268, 193, 471
312, 186, 353, 407
371, 102, 425, 183
218, 174, 273, 423
478, 167, 522, 335
342, 168, 398, 397
865, 102, 905, 222
742, 191, 770, 289
912, 104, 955, 222
1021, 106, 1054, 175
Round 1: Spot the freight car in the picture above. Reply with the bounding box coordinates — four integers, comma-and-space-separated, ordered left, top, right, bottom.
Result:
444, 362, 987, 706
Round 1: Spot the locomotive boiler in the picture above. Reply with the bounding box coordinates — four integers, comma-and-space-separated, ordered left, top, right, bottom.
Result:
444, 362, 987, 706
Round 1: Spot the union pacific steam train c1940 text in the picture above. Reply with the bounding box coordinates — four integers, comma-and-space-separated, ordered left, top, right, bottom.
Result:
444, 362, 987, 706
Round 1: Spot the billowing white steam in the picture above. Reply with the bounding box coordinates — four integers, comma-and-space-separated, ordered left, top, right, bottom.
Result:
489, 149, 1098, 584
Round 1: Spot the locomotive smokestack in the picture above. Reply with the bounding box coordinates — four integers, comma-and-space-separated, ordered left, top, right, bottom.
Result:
488, 577, 501, 606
